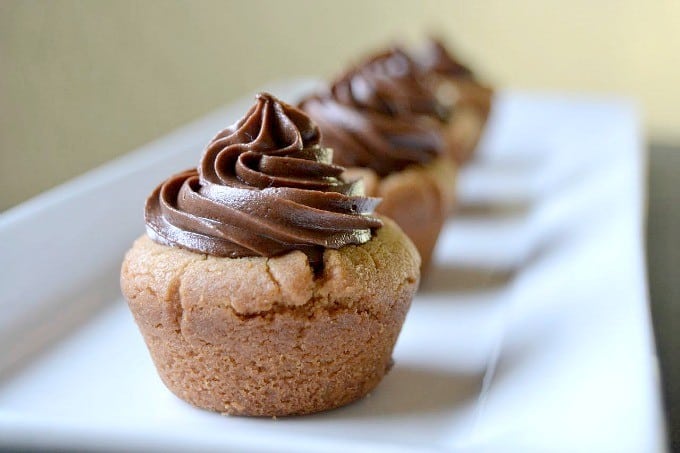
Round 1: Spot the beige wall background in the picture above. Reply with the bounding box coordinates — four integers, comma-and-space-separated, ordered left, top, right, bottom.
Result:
1, 0, 679, 211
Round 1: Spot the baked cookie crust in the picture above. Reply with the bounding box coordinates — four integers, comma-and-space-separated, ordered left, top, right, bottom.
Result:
345, 156, 456, 272
121, 217, 419, 416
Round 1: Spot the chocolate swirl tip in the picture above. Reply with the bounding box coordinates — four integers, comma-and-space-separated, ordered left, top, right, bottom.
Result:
299, 49, 447, 177
417, 37, 474, 79
333, 47, 449, 122
145, 92, 382, 266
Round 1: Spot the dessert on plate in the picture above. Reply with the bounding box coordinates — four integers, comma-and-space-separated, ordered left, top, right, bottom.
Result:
120, 93, 420, 416
415, 37, 494, 163
299, 49, 457, 272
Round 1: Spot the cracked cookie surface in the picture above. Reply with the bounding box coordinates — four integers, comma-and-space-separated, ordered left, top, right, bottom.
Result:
120, 216, 419, 416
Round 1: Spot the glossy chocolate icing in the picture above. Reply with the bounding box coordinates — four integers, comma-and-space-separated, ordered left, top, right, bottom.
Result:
145, 93, 382, 265
299, 48, 447, 177
416, 38, 474, 79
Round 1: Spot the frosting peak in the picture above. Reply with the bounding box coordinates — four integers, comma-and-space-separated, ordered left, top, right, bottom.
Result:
417, 38, 474, 79
335, 48, 448, 121
145, 93, 382, 266
299, 48, 447, 176
201, 92, 321, 185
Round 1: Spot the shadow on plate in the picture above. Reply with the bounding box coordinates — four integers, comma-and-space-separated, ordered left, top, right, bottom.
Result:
420, 264, 516, 295
452, 200, 531, 220
317, 365, 483, 420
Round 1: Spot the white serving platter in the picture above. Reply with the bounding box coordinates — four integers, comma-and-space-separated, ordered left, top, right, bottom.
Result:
0, 79, 666, 452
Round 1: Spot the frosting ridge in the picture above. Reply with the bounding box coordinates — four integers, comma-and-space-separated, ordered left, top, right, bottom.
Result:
416, 38, 474, 79
299, 48, 447, 177
145, 93, 382, 265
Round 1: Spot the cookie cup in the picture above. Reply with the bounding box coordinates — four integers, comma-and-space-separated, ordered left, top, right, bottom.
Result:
120, 216, 419, 416
434, 78, 493, 163
345, 156, 456, 273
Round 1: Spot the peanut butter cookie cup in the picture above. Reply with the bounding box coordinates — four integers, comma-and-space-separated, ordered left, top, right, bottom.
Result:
121, 93, 420, 416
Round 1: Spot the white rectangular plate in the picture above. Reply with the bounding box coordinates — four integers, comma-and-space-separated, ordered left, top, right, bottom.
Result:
0, 80, 665, 452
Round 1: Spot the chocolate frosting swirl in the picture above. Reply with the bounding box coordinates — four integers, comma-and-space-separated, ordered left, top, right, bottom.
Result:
145, 93, 382, 266
341, 48, 449, 121
417, 38, 474, 79
299, 48, 447, 177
